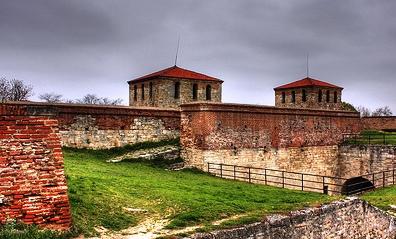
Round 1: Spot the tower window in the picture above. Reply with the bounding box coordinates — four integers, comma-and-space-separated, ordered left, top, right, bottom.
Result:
326, 90, 330, 103
192, 84, 198, 100
141, 84, 145, 100
206, 85, 212, 101
133, 85, 137, 101
334, 91, 338, 103
281, 92, 286, 103
149, 82, 153, 99
291, 91, 296, 103
318, 90, 322, 103
302, 89, 307, 102
174, 82, 180, 99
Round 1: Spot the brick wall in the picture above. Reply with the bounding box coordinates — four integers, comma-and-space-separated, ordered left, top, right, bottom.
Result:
191, 198, 396, 239
180, 103, 361, 191
0, 104, 71, 230
4, 102, 181, 149
361, 116, 396, 131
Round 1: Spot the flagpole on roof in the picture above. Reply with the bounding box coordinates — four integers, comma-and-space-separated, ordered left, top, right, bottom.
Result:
174, 35, 180, 66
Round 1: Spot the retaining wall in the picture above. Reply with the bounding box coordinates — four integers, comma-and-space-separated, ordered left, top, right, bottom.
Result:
0, 104, 71, 230
191, 198, 396, 239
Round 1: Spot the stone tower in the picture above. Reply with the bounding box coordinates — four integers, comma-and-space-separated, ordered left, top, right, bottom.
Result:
274, 77, 343, 110
128, 66, 223, 109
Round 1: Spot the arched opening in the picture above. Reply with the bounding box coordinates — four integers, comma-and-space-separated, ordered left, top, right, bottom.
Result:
281, 92, 286, 103
318, 90, 322, 103
326, 90, 330, 103
141, 84, 145, 100
192, 84, 198, 100
302, 89, 307, 102
291, 91, 296, 103
149, 82, 153, 99
341, 177, 374, 195
206, 85, 212, 101
174, 82, 180, 99
333, 91, 338, 103
133, 85, 137, 101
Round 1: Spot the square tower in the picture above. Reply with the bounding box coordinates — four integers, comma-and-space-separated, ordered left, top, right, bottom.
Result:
128, 66, 223, 109
274, 77, 343, 110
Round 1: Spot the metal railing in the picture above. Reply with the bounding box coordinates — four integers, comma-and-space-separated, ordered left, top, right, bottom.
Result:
207, 162, 396, 195
342, 133, 396, 145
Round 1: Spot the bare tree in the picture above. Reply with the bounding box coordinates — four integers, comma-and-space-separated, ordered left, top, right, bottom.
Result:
39, 93, 63, 103
372, 106, 393, 116
75, 94, 123, 105
0, 78, 10, 102
0, 78, 33, 102
357, 106, 371, 117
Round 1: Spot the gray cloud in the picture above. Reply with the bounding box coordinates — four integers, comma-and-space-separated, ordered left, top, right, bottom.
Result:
0, 0, 395, 112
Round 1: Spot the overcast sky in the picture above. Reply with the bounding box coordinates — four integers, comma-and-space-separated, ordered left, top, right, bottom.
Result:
1, 0, 395, 112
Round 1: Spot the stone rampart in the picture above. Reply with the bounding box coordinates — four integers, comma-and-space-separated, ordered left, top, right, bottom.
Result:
0, 104, 71, 230
180, 102, 361, 172
3, 102, 181, 149
191, 198, 396, 239
361, 116, 396, 132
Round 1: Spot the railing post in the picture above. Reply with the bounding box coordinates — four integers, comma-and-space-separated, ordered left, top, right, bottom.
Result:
383, 171, 386, 187
383, 134, 386, 145
301, 174, 304, 191
207, 162, 210, 173
282, 171, 285, 188
393, 168, 395, 185
220, 164, 223, 178
368, 135, 371, 145
264, 169, 267, 185
248, 167, 251, 183
233, 165, 236, 180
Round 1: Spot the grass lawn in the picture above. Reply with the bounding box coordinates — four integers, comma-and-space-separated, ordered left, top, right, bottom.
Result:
63, 140, 336, 237
361, 185, 396, 211
0, 140, 337, 238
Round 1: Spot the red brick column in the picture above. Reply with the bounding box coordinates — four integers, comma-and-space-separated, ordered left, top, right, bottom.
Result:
0, 104, 71, 230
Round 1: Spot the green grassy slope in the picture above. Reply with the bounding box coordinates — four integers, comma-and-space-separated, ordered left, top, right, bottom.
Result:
63, 144, 335, 236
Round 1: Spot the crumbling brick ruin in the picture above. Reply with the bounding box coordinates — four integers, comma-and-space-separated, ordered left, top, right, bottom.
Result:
0, 104, 71, 230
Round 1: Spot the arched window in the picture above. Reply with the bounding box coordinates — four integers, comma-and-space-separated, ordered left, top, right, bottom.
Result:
192, 84, 198, 100
291, 91, 296, 103
318, 90, 322, 103
174, 82, 180, 99
141, 84, 145, 100
281, 92, 286, 103
334, 91, 338, 103
326, 90, 330, 103
206, 85, 212, 101
133, 85, 137, 101
302, 89, 307, 102
149, 82, 153, 99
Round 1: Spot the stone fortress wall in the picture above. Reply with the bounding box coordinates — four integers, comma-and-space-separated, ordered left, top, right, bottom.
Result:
0, 104, 71, 230
4, 102, 181, 149
275, 86, 343, 110
129, 77, 222, 109
180, 102, 361, 174
362, 116, 396, 131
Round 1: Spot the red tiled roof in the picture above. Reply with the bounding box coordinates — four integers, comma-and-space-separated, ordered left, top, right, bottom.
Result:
128, 65, 223, 83
274, 77, 343, 90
